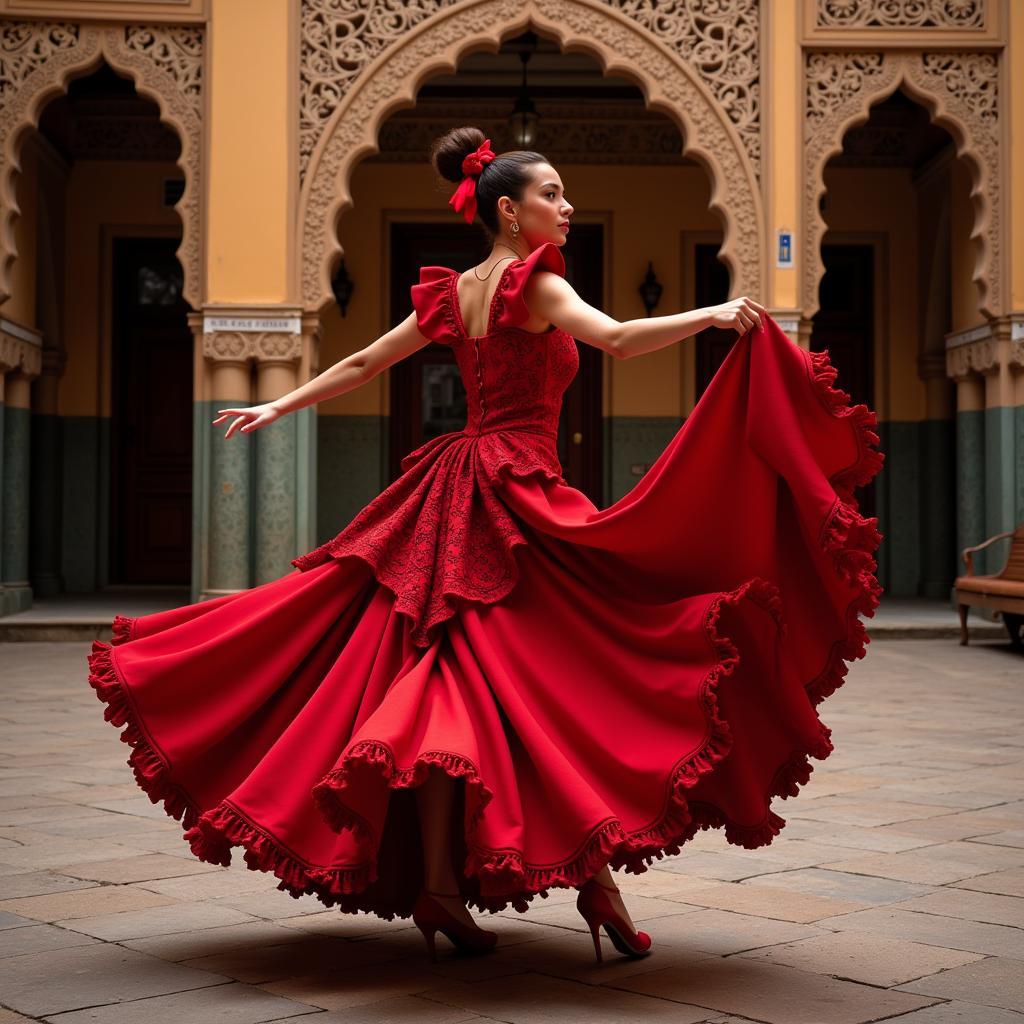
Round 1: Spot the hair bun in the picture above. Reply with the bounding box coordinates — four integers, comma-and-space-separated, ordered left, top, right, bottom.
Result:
430, 126, 488, 184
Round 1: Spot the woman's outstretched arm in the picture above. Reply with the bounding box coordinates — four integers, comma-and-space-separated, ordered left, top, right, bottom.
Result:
526, 273, 765, 360
212, 312, 431, 439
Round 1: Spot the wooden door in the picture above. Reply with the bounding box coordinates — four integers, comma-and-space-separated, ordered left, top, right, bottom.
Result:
110, 236, 193, 583
812, 243, 877, 520
694, 242, 733, 401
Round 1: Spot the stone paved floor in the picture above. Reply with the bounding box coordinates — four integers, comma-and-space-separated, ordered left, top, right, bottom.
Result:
0, 637, 1021, 1023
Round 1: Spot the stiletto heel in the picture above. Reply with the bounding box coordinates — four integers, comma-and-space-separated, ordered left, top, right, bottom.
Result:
576, 877, 652, 962
419, 924, 439, 963
411, 887, 498, 962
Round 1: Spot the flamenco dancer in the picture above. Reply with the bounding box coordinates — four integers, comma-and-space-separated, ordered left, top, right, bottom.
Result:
87, 126, 884, 964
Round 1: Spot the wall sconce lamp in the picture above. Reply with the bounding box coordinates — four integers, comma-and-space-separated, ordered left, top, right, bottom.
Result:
331, 257, 354, 317
638, 261, 663, 316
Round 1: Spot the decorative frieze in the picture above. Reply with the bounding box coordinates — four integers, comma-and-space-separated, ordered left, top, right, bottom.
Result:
817, 0, 986, 30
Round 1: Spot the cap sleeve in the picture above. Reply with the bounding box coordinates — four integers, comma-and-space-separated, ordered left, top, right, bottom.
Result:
492, 241, 566, 331
410, 266, 459, 346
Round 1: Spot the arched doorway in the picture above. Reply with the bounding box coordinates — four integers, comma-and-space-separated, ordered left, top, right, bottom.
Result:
813, 85, 971, 598
5, 57, 192, 600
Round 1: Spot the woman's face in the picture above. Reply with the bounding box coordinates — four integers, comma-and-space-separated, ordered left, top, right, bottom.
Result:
499, 162, 573, 249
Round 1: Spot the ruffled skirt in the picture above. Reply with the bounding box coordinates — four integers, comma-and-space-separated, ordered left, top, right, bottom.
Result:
87, 316, 883, 921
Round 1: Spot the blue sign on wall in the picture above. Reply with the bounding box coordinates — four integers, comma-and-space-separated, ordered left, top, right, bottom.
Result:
777, 230, 793, 268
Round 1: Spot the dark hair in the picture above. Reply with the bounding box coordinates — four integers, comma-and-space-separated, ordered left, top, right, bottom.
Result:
429, 126, 548, 235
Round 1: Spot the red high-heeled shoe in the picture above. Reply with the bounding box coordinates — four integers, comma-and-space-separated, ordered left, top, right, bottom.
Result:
576, 877, 652, 962
411, 888, 498, 963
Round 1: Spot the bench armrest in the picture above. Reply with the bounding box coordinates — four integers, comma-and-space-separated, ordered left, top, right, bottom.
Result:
962, 530, 1014, 575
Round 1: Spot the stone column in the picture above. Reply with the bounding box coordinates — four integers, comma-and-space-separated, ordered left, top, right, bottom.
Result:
192, 307, 320, 601
0, 320, 43, 615
916, 349, 956, 596
252, 332, 302, 583
29, 346, 67, 598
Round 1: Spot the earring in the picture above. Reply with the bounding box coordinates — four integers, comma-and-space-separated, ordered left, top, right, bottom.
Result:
511, 221, 520, 235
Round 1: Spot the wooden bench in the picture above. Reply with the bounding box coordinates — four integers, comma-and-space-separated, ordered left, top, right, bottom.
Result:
955, 523, 1024, 647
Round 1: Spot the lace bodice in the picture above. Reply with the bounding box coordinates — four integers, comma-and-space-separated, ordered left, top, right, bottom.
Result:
409, 240, 579, 441
289, 241, 581, 647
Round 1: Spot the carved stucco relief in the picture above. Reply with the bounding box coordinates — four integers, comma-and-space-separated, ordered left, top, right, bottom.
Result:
804, 49, 999, 320
299, 0, 761, 185
201, 331, 305, 364
817, 0, 987, 30
0, 20, 203, 310
300, 0, 764, 314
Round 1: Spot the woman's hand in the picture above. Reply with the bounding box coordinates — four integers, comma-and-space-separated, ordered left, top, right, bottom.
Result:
705, 296, 767, 336
212, 402, 282, 439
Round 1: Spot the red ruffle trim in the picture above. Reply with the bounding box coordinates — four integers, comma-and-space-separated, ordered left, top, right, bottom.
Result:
85, 344, 883, 919
310, 573, 792, 919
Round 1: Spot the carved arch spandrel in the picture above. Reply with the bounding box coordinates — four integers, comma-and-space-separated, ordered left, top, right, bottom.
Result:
300, 0, 764, 314
804, 50, 1000, 321
0, 21, 203, 311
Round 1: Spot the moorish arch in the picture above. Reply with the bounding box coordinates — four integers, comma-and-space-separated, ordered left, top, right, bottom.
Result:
804, 50, 1001, 322
0, 20, 204, 311
299, 0, 765, 314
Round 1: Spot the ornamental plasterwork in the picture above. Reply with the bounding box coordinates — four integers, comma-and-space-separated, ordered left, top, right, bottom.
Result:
817, 0, 986, 30
945, 337, 996, 380
300, 0, 761, 182
375, 106, 688, 163
0, 321, 42, 377
201, 331, 304, 364
805, 49, 1000, 320
300, 0, 763, 313
0, 20, 203, 309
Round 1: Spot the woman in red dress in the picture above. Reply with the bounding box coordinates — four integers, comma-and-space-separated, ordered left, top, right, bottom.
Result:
87, 126, 883, 964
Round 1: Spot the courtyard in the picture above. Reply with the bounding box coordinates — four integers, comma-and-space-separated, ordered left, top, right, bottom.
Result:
0, 636, 1021, 1022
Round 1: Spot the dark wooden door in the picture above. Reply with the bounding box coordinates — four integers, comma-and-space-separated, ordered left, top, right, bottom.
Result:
388, 223, 604, 504
110, 237, 193, 583
694, 242, 733, 402
811, 243, 877, 519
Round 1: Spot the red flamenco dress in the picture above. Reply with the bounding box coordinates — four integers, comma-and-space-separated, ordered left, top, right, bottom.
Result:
87, 240, 884, 921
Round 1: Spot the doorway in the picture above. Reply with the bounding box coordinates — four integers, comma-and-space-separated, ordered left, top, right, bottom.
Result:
811, 242, 878, 520
109, 236, 193, 583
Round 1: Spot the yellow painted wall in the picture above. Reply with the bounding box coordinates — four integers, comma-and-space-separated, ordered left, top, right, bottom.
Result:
60, 160, 181, 417
327, 160, 719, 419
206, 0, 295, 303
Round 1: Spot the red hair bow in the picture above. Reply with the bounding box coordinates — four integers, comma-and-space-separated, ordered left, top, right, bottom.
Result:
448, 138, 495, 224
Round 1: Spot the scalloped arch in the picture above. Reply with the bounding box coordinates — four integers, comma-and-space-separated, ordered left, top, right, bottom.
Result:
300, 0, 764, 313
0, 22, 203, 312
804, 51, 1000, 321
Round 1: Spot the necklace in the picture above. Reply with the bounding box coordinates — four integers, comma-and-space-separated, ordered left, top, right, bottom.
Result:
472, 241, 526, 281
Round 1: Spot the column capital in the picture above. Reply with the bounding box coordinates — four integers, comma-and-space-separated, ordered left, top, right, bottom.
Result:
190, 305, 321, 367
945, 322, 998, 381
989, 312, 1024, 374
0, 316, 43, 378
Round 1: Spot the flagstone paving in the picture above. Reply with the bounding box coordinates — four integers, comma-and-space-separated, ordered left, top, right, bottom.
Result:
0, 637, 1021, 1022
